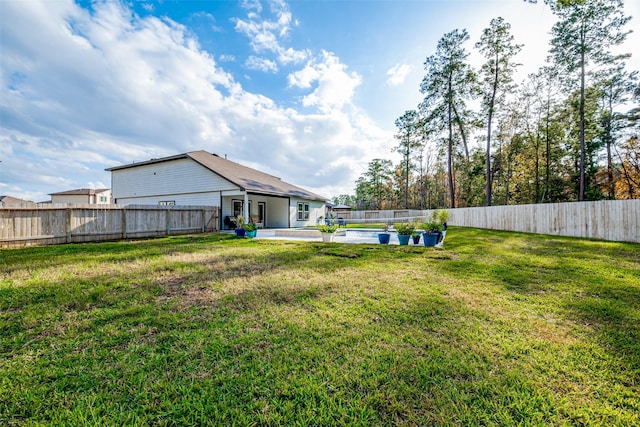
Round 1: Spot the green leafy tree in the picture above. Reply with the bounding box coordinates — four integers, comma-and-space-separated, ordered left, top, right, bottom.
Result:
362, 158, 393, 210
557, 86, 605, 200
519, 67, 566, 203
420, 29, 476, 208
332, 194, 356, 208
394, 110, 422, 208
616, 136, 640, 198
595, 66, 638, 198
548, 0, 631, 200
354, 177, 372, 210
476, 17, 522, 206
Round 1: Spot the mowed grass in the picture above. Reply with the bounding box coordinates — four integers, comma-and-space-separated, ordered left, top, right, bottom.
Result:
1, 228, 638, 426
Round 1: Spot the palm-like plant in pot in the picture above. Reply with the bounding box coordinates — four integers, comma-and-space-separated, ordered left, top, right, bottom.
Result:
317, 216, 338, 242
243, 221, 258, 238
434, 209, 449, 245
235, 215, 246, 237
421, 220, 444, 247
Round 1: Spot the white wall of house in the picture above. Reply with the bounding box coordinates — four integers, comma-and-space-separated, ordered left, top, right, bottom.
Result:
290, 199, 325, 227
51, 190, 112, 204
221, 194, 290, 228
115, 192, 221, 206
270, 198, 291, 228
97, 191, 112, 204
111, 158, 235, 205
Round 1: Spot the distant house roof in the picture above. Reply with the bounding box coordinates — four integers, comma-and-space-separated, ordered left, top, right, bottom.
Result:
49, 188, 110, 196
327, 202, 351, 209
106, 150, 328, 202
0, 195, 35, 206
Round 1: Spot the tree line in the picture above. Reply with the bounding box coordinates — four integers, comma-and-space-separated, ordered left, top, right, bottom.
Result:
334, 0, 639, 210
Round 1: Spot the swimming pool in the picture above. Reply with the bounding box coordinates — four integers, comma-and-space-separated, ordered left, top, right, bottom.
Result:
343, 229, 400, 244
266, 228, 424, 245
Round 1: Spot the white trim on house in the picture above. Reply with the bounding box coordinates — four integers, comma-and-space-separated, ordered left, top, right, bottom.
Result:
107, 150, 329, 229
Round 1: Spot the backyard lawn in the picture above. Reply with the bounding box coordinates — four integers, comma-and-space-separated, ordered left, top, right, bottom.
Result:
1, 228, 638, 426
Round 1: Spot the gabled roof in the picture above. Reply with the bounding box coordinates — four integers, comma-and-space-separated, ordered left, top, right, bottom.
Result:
49, 188, 110, 196
0, 195, 35, 206
106, 150, 328, 202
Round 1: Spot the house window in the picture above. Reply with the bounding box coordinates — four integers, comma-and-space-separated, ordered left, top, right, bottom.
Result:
297, 202, 309, 221
159, 201, 175, 206
233, 200, 243, 217
99, 196, 107, 203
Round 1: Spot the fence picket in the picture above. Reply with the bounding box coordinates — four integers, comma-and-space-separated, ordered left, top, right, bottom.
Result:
344, 200, 639, 243
0, 204, 220, 248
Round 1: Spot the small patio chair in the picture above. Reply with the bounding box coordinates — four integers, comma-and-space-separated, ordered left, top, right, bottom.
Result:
251, 215, 264, 229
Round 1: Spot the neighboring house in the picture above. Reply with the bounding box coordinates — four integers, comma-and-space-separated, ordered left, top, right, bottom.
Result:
106, 150, 329, 229
0, 195, 36, 207
49, 188, 112, 204
326, 202, 352, 219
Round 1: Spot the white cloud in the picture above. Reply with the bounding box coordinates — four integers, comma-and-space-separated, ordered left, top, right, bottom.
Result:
233, 0, 308, 69
246, 55, 278, 72
219, 54, 236, 62
289, 51, 363, 112
386, 64, 411, 86
240, 0, 263, 14
0, 0, 391, 201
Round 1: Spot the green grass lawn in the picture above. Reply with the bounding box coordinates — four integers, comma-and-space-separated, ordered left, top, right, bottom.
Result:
1, 228, 639, 426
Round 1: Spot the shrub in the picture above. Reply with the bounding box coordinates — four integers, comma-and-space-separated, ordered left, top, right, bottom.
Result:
394, 222, 415, 235
317, 224, 338, 233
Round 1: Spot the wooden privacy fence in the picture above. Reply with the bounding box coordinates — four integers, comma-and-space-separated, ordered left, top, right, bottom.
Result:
347, 200, 639, 243
0, 204, 220, 248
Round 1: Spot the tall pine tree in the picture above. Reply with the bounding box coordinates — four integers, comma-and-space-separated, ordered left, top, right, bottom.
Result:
420, 29, 476, 208
548, 0, 631, 200
476, 17, 522, 206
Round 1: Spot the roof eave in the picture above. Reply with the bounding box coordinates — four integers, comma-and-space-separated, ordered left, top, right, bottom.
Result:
105, 153, 190, 172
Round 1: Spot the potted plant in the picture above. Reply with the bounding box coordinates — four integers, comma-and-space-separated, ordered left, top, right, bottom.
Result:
378, 224, 391, 244
435, 209, 450, 246
394, 222, 415, 246
317, 223, 338, 242
234, 215, 246, 237
243, 221, 258, 238
422, 220, 443, 247
411, 231, 421, 245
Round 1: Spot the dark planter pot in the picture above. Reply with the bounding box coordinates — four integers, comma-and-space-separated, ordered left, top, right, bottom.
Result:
412, 235, 421, 245
246, 230, 257, 238
397, 234, 411, 246
378, 233, 390, 244
422, 232, 439, 247
235, 228, 246, 237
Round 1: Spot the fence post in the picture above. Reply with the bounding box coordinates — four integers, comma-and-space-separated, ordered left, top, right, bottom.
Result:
122, 207, 127, 239
66, 208, 72, 243
166, 208, 171, 236
202, 209, 206, 233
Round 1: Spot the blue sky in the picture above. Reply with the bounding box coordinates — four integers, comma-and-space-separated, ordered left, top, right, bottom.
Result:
1, 0, 639, 203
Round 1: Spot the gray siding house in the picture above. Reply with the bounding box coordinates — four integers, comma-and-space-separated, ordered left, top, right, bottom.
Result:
106, 150, 328, 229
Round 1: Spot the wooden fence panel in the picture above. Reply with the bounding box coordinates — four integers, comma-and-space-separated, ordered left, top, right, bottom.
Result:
0, 204, 220, 248
348, 200, 639, 243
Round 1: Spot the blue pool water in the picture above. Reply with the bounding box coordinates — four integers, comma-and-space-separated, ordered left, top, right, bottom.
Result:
344, 229, 400, 244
